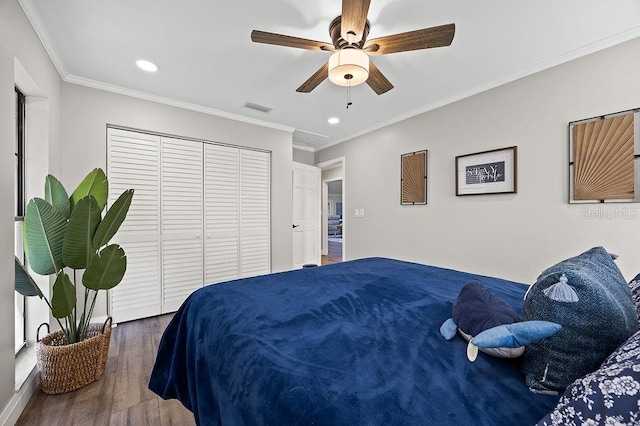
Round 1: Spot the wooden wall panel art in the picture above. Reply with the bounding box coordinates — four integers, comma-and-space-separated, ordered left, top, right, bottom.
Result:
401, 150, 427, 205
569, 109, 640, 203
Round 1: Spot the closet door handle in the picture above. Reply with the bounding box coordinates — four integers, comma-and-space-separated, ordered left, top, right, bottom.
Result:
292, 224, 300, 229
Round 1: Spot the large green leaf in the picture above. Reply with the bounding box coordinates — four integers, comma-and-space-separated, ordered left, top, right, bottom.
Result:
63, 196, 102, 269
44, 174, 70, 219
23, 198, 67, 275
93, 189, 134, 249
51, 272, 76, 319
83, 244, 127, 291
14, 257, 43, 298
70, 168, 108, 213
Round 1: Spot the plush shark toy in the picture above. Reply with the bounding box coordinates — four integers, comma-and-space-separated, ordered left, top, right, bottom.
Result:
440, 281, 561, 361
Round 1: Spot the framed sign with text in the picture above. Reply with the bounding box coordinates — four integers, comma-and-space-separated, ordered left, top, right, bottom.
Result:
455, 146, 517, 196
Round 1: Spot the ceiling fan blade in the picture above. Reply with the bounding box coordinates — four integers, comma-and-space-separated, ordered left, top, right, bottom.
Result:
366, 62, 393, 95
341, 0, 371, 43
251, 30, 335, 52
296, 63, 330, 93
364, 23, 455, 56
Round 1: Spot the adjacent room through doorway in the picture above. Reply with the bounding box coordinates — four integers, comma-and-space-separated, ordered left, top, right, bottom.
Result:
317, 156, 345, 265
325, 179, 343, 265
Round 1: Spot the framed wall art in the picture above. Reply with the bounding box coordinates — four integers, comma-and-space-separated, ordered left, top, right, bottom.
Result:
455, 146, 517, 196
569, 108, 640, 203
401, 150, 427, 205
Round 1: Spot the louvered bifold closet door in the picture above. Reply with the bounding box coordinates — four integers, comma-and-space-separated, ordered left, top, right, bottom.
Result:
107, 128, 162, 323
239, 150, 271, 277
204, 144, 240, 284
161, 137, 204, 312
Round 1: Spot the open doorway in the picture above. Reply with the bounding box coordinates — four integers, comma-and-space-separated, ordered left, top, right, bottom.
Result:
325, 179, 343, 265
316, 157, 345, 265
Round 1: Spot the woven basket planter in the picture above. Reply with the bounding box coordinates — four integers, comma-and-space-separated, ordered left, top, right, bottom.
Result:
35, 318, 112, 395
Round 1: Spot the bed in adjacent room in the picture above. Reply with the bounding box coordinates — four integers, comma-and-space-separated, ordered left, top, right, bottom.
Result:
149, 257, 566, 425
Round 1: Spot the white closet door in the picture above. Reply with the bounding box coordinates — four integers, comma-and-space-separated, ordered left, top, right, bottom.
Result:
161, 137, 203, 312
107, 128, 162, 323
239, 150, 271, 277
204, 144, 240, 284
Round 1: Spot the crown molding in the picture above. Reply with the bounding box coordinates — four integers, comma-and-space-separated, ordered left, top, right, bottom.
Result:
292, 144, 315, 152
19, 0, 295, 135
18, 0, 69, 79
17, 0, 640, 152
65, 74, 295, 134
315, 27, 640, 152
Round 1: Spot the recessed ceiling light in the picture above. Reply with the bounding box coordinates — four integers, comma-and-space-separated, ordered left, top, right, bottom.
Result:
136, 59, 159, 72
328, 117, 340, 124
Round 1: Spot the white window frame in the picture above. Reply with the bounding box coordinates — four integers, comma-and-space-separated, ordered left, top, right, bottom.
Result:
14, 86, 26, 355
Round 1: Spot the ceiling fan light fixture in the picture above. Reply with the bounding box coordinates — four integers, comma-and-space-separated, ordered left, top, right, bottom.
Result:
328, 49, 369, 87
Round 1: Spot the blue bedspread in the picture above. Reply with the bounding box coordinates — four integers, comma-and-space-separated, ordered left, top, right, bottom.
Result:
149, 258, 559, 425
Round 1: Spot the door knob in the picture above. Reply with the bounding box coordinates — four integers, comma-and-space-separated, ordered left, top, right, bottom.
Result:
292, 224, 300, 229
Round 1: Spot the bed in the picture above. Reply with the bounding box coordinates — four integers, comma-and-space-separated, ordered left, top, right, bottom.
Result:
149, 257, 560, 425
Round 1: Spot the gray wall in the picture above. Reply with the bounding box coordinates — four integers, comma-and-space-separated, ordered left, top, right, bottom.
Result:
322, 167, 343, 182
293, 147, 314, 165
0, 0, 63, 416
62, 83, 294, 318
316, 37, 640, 284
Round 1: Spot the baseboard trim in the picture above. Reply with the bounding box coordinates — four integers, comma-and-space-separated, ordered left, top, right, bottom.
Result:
0, 367, 38, 426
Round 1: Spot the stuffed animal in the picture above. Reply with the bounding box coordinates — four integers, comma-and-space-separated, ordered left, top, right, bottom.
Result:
440, 281, 561, 361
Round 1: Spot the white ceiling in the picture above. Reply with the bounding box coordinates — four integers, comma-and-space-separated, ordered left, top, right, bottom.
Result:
22, 0, 640, 151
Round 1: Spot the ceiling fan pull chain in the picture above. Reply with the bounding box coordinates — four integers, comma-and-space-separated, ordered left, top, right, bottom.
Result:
347, 80, 353, 109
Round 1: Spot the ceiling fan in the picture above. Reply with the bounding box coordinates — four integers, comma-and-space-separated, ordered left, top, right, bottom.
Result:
251, 0, 455, 95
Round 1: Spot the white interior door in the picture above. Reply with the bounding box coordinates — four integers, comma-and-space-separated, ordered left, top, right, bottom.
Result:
161, 137, 204, 312
108, 129, 272, 321
292, 162, 321, 268
239, 149, 271, 277
107, 128, 162, 323
204, 144, 240, 284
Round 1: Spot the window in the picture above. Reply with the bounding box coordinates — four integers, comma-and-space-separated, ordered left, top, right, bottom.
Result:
15, 88, 25, 217
15, 87, 26, 354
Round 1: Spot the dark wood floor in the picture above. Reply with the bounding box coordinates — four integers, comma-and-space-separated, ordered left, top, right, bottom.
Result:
17, 315, 194, 426
322, 239, 343, 265
17, 250, 344, 425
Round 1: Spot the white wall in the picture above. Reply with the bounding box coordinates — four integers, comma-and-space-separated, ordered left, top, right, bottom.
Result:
61, 83, 294, 318
328, 194, 342, 204
1, 2, 294, 417
316, 37, 640, 284
0, 1, 16, 412
0, 0, 63, 419
328, 194, 342, 216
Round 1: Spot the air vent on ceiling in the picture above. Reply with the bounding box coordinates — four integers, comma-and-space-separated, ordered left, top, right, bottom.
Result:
244, 102, 272, 113
293, 129, 329, 147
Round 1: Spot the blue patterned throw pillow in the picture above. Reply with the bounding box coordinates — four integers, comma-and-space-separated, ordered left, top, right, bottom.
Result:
522, 247, 638, 393
536, 330, 640, 426
628, 273, 640, 325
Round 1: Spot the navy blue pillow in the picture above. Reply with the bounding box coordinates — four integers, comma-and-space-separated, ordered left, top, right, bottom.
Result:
453, 281, 520, 337
536, 330, 640, 425
522, 247, 638, 393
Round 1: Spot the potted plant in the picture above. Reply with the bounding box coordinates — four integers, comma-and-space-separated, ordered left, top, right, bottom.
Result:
15, 168, 133, 394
